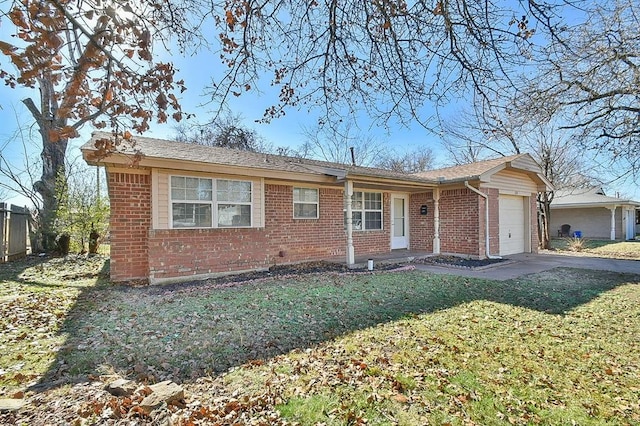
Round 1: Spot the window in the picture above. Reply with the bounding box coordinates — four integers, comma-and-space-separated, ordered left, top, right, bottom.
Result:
293, 187, 319, 219
344, 191, 383, 230
170, 176, 252, 228
171, 176, 213, 228
217, 180, 252, 227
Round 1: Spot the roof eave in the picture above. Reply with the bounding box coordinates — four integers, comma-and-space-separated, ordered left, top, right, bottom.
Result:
551, 201, 640, 209
82, 148, 343, 184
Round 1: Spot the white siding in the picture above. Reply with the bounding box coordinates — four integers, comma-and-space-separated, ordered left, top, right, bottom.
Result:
156, 171, 169, 228
485, 170, 537, 195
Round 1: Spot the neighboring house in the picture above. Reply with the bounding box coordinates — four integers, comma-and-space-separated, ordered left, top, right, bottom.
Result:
82, 132, 551, 283
550, 187, 640, 240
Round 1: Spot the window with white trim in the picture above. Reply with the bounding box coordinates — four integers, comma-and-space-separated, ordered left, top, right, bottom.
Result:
171, 176, 213, 228
217, 180, 252, 227
344, 191, 383, 230
170, 176, 252, 228
293, 187, 319, 219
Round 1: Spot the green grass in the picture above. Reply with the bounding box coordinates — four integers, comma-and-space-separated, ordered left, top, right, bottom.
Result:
1, 256, 639, 424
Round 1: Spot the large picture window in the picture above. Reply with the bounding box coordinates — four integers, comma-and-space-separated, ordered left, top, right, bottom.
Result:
345, 191, 383, 230
171, 176, 252, 228
293, 187, 319, 219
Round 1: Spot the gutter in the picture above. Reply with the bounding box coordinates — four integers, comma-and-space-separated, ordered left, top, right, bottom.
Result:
464, 181, 502, 260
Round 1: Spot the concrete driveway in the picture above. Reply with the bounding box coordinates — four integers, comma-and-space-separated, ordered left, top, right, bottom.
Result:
413, 252, 640, 281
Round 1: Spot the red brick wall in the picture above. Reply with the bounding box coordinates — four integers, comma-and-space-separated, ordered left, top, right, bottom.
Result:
148, 228, 271, 278
108, 171, 151, 281
409, 192, 434, 251
438, 188, 482, 257
107, 171, 519, 281
145, 184, 393, 281
264, 185, 347, 261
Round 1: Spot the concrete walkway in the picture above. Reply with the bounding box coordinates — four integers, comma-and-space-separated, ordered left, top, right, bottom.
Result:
412, 252, 640, 281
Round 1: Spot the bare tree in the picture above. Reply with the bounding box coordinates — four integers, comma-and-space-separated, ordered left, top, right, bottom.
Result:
528, 1, 640, 178
375, 147, 435, 173
1, 125, 46, 251
439, 2, 640, 247
298, 122, 386, 167
174, 113, 270, 152
0, 131, 42, 211
208, 0, 576, 128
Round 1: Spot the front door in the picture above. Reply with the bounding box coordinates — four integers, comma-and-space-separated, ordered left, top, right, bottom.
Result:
391, 194, 409, 249
625, 208, 635, 240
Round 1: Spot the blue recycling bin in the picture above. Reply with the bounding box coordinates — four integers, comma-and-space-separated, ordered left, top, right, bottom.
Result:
573, 231, 582, 238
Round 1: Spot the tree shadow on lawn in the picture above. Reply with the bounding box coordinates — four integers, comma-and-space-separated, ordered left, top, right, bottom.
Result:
0, 254, 111, 291
32, 265, 639, 391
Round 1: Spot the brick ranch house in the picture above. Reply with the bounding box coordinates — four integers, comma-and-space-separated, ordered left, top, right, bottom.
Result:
82, 132, 552, 284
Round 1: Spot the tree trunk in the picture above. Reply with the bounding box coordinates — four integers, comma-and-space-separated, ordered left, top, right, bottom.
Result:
537, 191, 553, 250
33, 134, 68, 251
89, 227, 100, 255
23, 76, 69, 252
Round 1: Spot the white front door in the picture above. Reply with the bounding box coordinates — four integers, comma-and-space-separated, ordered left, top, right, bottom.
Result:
391, 194, 409, 249
625, 208, 635, 240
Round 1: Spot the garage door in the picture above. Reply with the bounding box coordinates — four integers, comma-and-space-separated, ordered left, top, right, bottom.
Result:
499, 195, 526, 255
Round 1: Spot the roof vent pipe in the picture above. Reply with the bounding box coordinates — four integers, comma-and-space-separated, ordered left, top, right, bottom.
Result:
464, 181, 502, 260
350, 146, 356, 166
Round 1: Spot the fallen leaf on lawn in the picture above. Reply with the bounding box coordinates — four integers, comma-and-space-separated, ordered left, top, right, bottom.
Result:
393, 393, 408, 403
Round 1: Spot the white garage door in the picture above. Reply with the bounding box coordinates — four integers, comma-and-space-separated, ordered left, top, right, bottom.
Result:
499, 195, 526, 255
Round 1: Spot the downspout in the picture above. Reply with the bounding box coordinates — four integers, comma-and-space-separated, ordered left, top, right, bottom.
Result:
464, 181, 502, 259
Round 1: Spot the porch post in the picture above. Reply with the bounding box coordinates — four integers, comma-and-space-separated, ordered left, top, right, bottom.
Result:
433, 188, 441, 254
608, 206, 616, 240
345, 180, 355, 266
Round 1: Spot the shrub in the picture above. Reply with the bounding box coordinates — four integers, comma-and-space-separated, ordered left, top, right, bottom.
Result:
565, 236, 587, 252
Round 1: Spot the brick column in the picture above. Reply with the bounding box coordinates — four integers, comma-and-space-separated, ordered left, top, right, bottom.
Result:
108, 171, 151, 281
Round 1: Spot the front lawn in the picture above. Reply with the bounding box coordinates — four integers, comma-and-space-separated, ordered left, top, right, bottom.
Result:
549, 239, 640, 259
1, 256, 639, 425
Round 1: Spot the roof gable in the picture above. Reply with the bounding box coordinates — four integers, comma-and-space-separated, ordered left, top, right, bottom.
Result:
413, 154, 551, 189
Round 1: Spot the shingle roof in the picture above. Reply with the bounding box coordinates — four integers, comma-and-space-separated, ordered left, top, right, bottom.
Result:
83, 132, 440, 184
412, 154, 525, 181
551, 187, 640, 207
82, 132, 548, 188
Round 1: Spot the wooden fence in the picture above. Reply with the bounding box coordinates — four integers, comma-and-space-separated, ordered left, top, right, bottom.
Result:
1, 203, 30, 262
